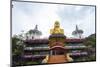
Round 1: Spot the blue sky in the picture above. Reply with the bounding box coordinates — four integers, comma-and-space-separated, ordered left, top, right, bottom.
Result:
12, 1, 95, 38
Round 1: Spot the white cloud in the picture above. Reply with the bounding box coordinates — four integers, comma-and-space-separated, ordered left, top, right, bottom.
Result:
12, 1, 95, 38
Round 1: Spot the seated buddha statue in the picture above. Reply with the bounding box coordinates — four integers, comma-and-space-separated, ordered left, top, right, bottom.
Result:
50, 21, 64, 34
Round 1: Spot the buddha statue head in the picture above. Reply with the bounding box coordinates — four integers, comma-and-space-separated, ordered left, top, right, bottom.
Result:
50, 20, 64, 34
54, 21, 60, 28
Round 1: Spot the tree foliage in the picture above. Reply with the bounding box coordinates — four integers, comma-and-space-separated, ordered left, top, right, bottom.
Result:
12, 35, 23, 55
83, 33, 96, 47
12, 35, 24, 66
83, 33, 96, 61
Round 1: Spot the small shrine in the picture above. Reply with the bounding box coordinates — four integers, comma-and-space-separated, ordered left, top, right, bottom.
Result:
42, 21, 73, 64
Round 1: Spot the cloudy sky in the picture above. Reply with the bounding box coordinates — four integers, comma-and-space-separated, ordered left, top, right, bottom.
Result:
12, 1, 95, 38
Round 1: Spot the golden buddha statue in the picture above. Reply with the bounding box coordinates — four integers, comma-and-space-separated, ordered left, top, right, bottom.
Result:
50, 21, 64, 34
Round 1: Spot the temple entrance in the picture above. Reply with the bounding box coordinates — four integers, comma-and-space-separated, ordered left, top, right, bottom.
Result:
50, 46, 66, 55
50, 50, 65, 55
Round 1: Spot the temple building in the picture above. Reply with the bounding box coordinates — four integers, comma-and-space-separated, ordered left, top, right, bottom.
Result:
42, 21, 73, 63
23, 21, 88, 65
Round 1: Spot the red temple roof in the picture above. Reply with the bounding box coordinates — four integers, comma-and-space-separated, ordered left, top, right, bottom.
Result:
24, 38, 84, 44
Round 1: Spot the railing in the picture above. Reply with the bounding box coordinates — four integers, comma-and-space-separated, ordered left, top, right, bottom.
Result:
23, 55, 46, 58
69, 52, 88, 56
24, 47, 50, 50
65, 46, 86, 49
24, 46, 86, 50
23, 52, 88, 58
24, 38, 84, 44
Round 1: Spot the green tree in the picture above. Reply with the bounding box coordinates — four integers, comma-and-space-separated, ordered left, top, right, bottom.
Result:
83, 34, 96, 47
83, 33, 96, 61
12, 35, 24, 66
12, 35, 23, 55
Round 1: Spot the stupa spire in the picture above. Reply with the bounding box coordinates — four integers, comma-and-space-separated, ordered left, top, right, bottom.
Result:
35, 25, 38, 30
72, 25, 83, 38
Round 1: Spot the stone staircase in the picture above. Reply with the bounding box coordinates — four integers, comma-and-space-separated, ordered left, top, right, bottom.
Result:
48, 55, 67, 64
